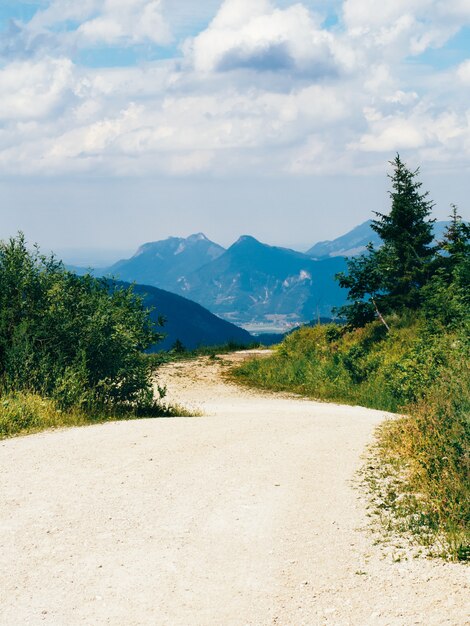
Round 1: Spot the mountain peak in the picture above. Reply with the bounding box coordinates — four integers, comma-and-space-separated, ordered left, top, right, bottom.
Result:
187, 233, 209, 242
233, 235, 262, 246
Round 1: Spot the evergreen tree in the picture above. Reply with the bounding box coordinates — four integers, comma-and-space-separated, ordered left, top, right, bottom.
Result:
437, 204, 470, 280
336, 156, 437, 327
420, 205, 470, 328
371, 154, 435, 310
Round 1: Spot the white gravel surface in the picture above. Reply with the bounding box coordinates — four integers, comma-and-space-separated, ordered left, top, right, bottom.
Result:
0, 352, 468, 625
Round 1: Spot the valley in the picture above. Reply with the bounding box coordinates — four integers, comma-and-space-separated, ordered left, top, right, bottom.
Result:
70, 220, 450, 333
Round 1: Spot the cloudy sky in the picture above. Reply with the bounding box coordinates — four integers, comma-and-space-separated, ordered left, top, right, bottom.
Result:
1, 0, 469, 263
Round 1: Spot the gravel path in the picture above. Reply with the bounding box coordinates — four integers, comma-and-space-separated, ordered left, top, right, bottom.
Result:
0, 352, 468, 625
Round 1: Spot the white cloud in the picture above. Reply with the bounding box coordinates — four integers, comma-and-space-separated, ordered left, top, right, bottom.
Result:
342, 0, 428, 32
186, 0, 345, 77
457, 60, 470, 84
24, 0, 172, 48
0, 58, 74, 121
355, 108, 468, 157
0, 1, 469, 178
357, 117, 426, 152
77, 0, 172, 46
342, 0, 470, 58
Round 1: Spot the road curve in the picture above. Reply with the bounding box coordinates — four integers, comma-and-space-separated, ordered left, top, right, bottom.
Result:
0, 353, 468, 625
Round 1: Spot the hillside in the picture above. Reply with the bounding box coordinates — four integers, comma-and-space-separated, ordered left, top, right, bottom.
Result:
176, 236, 347, 326
128, 282, 253, 351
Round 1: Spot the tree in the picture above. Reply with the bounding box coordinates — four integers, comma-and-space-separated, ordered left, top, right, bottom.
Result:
420, 205, 470, 329
436, 204, 470, 280
336, 155, 437, 327
372, 154, 435, 310
336, 244, 387, 328
0, 234, 163, 409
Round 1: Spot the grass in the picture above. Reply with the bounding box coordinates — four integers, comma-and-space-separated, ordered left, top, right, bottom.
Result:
372, 367, 470, 560
0, 391, 193, 440
147, 341, 266, 367
232, 320, 469, 561
232, 322, 409, 411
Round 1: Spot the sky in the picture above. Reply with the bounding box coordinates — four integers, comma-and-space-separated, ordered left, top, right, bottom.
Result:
0, 0, 469, 264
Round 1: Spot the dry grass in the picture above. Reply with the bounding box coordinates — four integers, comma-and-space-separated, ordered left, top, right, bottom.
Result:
0, 391, 193, 440
373, 372, 469, 561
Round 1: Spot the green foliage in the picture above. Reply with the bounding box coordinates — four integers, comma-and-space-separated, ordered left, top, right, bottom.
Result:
337, 155, 437, 326
336, 244, 384, 326
382, 335, 447, 404
435, 205, 470, 281
0, 393, 66, 438
372, 154, 435, 309
235, 321, 424, 411
171, 338, 187, 354
0, 234, 165, 421
378, 353, 469, 560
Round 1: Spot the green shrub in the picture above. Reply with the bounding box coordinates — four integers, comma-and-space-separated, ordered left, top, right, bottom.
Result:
0, 392, 80, 438
0, 234, 161, 410
382, 335, 447, 405
378, 356, 469, 559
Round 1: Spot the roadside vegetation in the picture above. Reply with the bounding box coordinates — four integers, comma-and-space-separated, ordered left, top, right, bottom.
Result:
147, 339, 266, 368
0, 234, 187, 439
235, 156, 469, 560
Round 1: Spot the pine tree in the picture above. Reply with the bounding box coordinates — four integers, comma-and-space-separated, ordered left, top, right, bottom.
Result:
371, 154, 436, 310
437, 204, 470, 279
336, 155, 438, 327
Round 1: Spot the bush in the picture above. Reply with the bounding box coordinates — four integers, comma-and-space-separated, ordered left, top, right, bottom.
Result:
0, 392, 81, 438
0, 390, 190, 439
0, 234, 162, 414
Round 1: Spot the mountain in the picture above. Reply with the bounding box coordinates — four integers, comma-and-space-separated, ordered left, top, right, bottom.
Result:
66, 220, 458, 331
307, 220, 451, 259
125, 282, 253, 351
176, 236, 347, 326
106, 233, 225, 290
307, 220, 380, 259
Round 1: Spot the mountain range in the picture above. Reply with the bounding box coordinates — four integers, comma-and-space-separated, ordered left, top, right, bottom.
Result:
307, 220, 380, 259
174, 235, 347, 327
71, 219, 451, 330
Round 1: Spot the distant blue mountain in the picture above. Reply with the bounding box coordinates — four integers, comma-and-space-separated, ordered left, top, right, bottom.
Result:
106, 233, 225, 290
307, 220, 450, 259
67, 219, 453, 329
176, 235, 347, 326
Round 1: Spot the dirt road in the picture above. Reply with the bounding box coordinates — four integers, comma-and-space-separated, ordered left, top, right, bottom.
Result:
0, 353, 468, 625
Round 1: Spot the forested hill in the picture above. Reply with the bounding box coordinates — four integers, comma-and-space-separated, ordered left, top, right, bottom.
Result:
127, 282, 253, 351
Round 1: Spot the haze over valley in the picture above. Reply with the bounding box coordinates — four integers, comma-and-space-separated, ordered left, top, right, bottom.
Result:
70, 219, 451, 332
